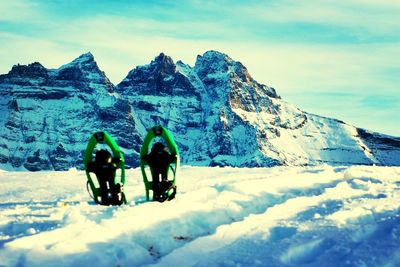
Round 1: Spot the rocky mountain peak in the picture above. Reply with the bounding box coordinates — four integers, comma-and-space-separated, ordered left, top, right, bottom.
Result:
195, 50, 252, 81
154, 52, 171, 62
73, 52, 95, 63
0, 51, 398, 171
197, 50, 232, 63
194, 50, 232, 79
194, 50, 278, 99
0, 61, 49, 86
150, 53, 176, 75
53, 52, 114, 92
116, 52, 191, 96
60, 52, 98, 71
6, 62, 48, 78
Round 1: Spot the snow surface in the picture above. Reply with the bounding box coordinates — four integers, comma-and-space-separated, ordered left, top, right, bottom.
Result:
0, 165, 399, 267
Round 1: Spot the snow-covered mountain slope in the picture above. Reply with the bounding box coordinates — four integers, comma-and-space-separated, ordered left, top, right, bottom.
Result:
0, 53, 141, 171
0, 166, 399, 266
116, 51, 400, 167
0, 50, 399, 170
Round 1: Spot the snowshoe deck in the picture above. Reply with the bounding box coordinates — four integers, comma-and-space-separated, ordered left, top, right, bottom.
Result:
140, 126, 180, 202
83, 131, 127, 205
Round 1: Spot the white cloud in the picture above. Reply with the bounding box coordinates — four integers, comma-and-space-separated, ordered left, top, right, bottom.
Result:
239, 0, 400, 38
0, 0, 41, 22
0, 1, 398, 135
0, 32, 76, 70
2, 15, 398, 95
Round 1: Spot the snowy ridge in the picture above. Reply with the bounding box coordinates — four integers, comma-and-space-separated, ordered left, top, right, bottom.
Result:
0, 166, 399, 266
0, 50, 399, 170
0, 53, 141, 171
117, 50, 399, 168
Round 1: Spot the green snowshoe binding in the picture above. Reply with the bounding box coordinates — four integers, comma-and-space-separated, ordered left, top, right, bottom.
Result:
140, 126, 180, 202
84, 131, 127, 205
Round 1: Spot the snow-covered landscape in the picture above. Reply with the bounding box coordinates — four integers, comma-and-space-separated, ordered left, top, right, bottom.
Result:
0, 165, 399, 267
1, 37, 398, 267
1, 1, 399, 267
2, 51, 399, 172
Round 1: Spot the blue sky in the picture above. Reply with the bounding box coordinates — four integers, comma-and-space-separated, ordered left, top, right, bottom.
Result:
1, 0, 399, 136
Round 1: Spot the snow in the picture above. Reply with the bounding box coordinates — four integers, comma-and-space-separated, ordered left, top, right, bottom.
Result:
0, 165, 399, 266
231, 95, 381, 166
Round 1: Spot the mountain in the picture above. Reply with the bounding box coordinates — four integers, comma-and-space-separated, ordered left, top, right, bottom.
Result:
116, 50, 400, 167
0, 52, 141, 171
0, 51, 399, 170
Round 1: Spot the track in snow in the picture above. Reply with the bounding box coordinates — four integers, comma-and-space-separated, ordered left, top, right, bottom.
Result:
0, 166, 399, 267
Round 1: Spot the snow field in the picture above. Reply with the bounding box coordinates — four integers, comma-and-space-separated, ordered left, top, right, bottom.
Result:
0, 165, 399, 266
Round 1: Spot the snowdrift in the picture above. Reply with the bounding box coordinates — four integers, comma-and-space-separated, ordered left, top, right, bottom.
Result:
0, 166, 399, 266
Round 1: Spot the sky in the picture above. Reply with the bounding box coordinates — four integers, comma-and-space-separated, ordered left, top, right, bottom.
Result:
0, 0, 399, 136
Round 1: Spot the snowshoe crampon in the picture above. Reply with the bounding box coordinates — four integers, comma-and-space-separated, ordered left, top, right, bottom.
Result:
153, 181, 177, 202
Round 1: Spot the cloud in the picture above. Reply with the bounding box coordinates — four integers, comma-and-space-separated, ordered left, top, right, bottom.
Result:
225, 43, 400, 91
0, 0, 398, 135
236, 0, 400, 43
1, 12, 398, 94
0, 32, 78, 71
0, 0, 40, 22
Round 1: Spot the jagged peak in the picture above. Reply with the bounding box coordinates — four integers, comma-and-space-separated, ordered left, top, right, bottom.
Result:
30, 62, 45, 68
194, 50, 243, 79
151, 52, 175, 67
10, 62, 46, 71
154, 52, 167, 60
195, 50, 232, 66
195, 51, 253, 79
119, 53, 177, 84
144, 52, 176, 75
6, 61, 48, 78
70, 52, 95, 65
203, 50, 231, 59
57, 52, 102, 74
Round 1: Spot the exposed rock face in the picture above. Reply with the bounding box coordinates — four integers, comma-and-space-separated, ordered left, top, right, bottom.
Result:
116, 53, 204, 164
0, 50, 399, 170
0, 53, 141, 171
117, 50, 400, 167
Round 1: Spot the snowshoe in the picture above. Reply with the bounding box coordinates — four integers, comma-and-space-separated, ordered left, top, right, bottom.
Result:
84, 131, 127, 205
140, 126, 180, 202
